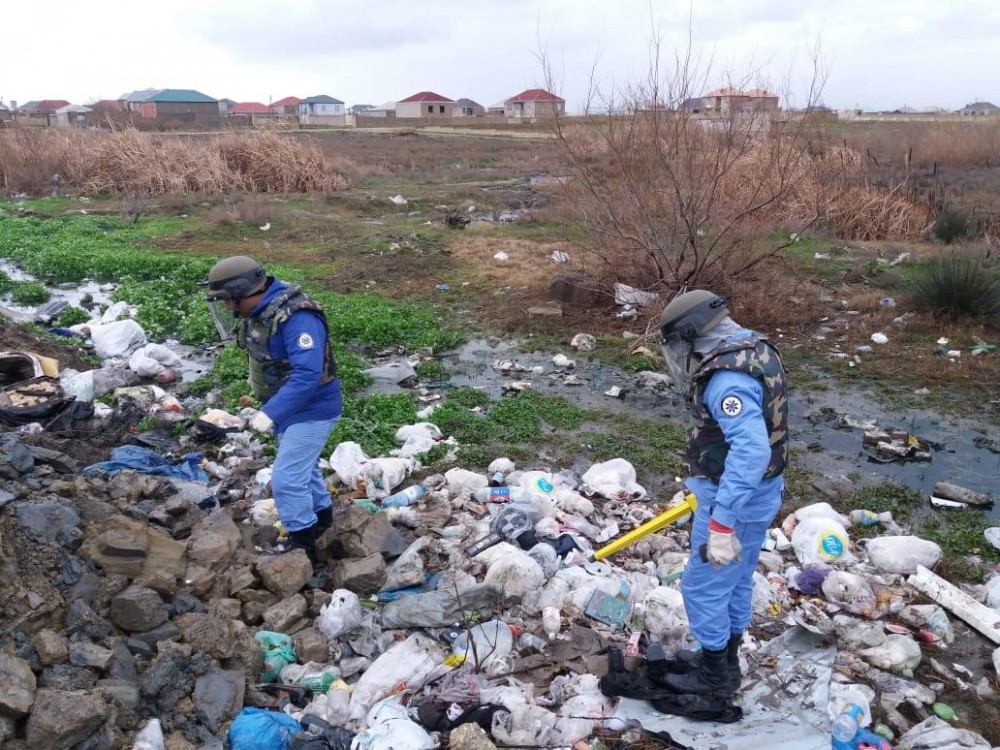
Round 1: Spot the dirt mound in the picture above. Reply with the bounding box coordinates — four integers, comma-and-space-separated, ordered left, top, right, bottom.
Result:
0, 319, 93, 372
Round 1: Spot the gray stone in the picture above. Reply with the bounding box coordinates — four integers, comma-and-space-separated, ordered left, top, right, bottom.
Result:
262, 594, 308, 632
331, 552, 387, 594
175, 614, 237, 659
140, 651, 194, 713
322, 506, 406, 561
129, 621, 181, 651
68, 642, 113, 671
0, 436, 34, 479
66, 599, 113, 640
110, 585, 169, 632
15, 500, 82, 549
186, 512, 241, 567
183, 564, 218, 598
527, 304, 564, 317
209, 598, 242, 620
27, 445, 81, 474
32, 629, 69, 666
125, 638, 155, 658
449, 722, 499, 750
26, 689, 108, 750
255, 550, 313, 598
169, 593, 204, 616
96, 679, 140, 710
0, 715, 14, 746
193, 669, 245, 733
107, 640, 137, 682
39, 664, 98, 691
0, 652, 37, 716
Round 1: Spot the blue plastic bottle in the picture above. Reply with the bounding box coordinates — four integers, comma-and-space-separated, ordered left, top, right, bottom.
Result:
380, 484, 427, 508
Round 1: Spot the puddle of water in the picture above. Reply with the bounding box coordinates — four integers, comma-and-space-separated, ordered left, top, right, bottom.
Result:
442, 338, 1000, 512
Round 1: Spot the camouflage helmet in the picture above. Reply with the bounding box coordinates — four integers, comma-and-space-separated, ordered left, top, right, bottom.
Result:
204, 256, 266, 301
660, 290, 729, 343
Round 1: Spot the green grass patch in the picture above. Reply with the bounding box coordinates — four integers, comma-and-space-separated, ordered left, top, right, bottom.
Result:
414, 359, 447, 380
917, 512, 1000, 583
10, 281, 49, 305
567, 413, 687, 478
330, 393, 419, 457
55, 306, 92, 327
448, 387, 490, 409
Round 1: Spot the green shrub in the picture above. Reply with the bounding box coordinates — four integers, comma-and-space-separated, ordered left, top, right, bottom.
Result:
910, 253, 1000, 319
56, 306, 92, 327
0, 270, 13, 293
933, 205, 970, 244
10, 281, 50, 305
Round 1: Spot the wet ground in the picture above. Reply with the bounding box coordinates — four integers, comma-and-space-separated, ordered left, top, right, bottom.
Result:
442, 338, 1000, 510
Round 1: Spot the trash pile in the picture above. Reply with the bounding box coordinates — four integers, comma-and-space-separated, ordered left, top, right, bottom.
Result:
3, 375, 1000, 750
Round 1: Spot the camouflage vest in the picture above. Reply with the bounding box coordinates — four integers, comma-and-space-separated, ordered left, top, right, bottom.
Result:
236, 284, 337, 402
685, 334, 788, 482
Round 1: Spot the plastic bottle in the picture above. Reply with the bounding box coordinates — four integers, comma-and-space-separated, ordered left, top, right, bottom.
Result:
489, 471, 506, 487
380, 483, 427, 508
473, 486, 527, 503
297, 671, 336, 693
832, 702, 865, 742
518, 631, 548, 653
542, 606, 562, 640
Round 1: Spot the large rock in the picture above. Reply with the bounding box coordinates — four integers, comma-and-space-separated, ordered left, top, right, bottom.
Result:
256, 551, 313, 598
321, 505, 406, 561
68, 642, 113, 671
66, 599, 112, 640
0, 652, 37, 716
262, 594, 308, 633
32, 630, 69, 666
193, 669, 245, 733
330, 553, 387, 594
84, 516, 185, 584
26, 689, 107, 749
110, 585, 169, 632
175, 614, 237, 659
15, 500, 82, 549
129, 621, 182, 651
186, 511, 241, 567
449, 722, 499, 750
293, 628, 329, 664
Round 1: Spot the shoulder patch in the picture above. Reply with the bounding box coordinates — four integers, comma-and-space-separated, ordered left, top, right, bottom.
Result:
720, 394, 744, 417
297, 332, 314, 350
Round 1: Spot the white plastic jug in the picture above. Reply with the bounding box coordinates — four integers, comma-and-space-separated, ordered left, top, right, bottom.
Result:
791, 516, 850, 565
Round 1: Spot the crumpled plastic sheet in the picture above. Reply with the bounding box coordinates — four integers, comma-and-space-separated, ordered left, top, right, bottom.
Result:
83, 445, 208, 482
614, 626, 835, 750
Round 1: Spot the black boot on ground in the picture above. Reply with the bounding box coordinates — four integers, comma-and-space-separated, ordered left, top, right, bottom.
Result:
663, 646, 733, 696
287, 524, 319, 565
664, 632, 743, 693
315, 506, 334, 534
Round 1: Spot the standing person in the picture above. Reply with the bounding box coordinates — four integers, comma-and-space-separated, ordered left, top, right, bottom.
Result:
657, 290, 788, 698
203, 256, 342, 562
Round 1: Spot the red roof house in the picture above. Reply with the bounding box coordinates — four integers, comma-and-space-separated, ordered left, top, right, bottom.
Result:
28, 99, 71, 114
396, 91, 456, 118
271, 96, 301, 114
504, 88, 565, 120
229, 102, 271, 115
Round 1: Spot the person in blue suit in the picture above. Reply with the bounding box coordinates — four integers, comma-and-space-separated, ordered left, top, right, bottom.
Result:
204, 256, 342, 562
657, 290, 789, 698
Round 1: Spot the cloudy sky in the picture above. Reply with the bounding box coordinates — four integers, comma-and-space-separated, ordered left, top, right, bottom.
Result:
4, 0, 998, 111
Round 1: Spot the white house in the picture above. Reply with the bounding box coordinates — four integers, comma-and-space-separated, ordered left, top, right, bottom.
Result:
298, 95, 346, 125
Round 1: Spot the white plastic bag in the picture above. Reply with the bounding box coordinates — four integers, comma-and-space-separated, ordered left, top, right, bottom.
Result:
642, 585, 688, 634
791, 516, 851, 565
363, 457, 415, 500
60, 370, 95, 402
445, 467, 488, 494
484, 544, 546, 599
581, 458, 647, 500
128, 343, 182, 377
393, 422, 442, 458
898, 716, 992, 750
328, 442, 370, 489
352, 694, 435, 750
316, 589, 362, 640
794, 502, 851, 528
864, 536, 942, 575
88, 319, 146, 358
348, 634, 447, 721
859, 633, 922, 675
99, 301, 134, 323
452, 620, 513, 675
822, 571, 877, 617
985, 576, 1000, 610
382, 538, 427, 592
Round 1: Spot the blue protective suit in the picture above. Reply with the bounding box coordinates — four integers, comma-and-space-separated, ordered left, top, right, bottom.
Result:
250, 280, 342, 532
681, 367, 784, 651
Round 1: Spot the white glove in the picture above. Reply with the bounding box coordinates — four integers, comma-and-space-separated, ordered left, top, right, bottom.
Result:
705, 520, 742, 567
250, 411, 274, 433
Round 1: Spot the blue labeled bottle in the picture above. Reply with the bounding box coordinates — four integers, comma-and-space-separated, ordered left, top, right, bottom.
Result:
380, 484, 427, 508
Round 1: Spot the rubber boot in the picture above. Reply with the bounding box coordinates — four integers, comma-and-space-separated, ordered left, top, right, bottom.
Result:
315, 506, 334, 534
287, 524, 318, 565
666, 633, 743, 693
662, 646, 733, 696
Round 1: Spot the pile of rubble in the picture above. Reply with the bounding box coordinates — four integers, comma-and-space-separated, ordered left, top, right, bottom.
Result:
1, 393, 999, 750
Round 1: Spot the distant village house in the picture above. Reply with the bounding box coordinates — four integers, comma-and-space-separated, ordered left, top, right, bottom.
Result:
298, 95, 346, 126
504, 89, 565, 121
396, 91, 456, 118
958, 101, 998, 117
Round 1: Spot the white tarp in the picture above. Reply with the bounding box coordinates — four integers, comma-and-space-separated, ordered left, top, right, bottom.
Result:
615, 626, 834, 750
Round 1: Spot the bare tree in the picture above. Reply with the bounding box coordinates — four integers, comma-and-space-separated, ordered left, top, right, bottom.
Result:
543, 24, 831, 296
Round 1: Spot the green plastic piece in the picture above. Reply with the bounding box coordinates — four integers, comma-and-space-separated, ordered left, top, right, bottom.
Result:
932, 702, 956, 721
254, 630, 296, 682
874, 723, 895, 741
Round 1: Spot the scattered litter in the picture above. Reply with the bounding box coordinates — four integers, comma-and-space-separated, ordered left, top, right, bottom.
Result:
613, 283, 658, 308
549, 250, 569, 263
493, 251, 509, 261
932, 481, 992, 507
570, 333, 596, 351
604, 385, 624, 399
871, 332, 889, 345
551, 353, 575, 369
907, 565, 1000, 645
388, 194, 407, 205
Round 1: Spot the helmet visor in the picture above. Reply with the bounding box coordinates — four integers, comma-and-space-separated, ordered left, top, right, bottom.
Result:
661, 332, 692, 390
206, 294, 239, 341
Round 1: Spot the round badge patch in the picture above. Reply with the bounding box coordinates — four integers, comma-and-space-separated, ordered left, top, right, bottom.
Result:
720, 394, 743, 417
297, 332, 314, 350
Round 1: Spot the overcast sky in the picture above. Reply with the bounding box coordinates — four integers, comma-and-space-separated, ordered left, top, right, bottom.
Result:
3, 0, 998, 112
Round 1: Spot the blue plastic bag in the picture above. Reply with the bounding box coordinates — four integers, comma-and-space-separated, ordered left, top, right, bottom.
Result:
228, 707, 302, 750
83, 445, 208, 482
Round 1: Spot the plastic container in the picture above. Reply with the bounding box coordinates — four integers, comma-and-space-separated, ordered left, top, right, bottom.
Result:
542, 606, 562, 640
832, 702, 865, 742
380, 483, 427, 508
452, 620, 513, 669
518, 632, 548, 653
298, 671, 337, 693
473, 486, 527, 503
791, 516, 850, 565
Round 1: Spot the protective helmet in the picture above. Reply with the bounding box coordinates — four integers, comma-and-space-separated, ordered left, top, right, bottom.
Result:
660, 290, 729, 343
659, 290, 729, 389
204, 255, 266, 301
203, 256, 266, 341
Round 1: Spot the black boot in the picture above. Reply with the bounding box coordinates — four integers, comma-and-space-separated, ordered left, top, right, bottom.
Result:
315, 506, 334, 534
665, 633, 743, 693
663, 646, 733, 696
287, 524, 318, 565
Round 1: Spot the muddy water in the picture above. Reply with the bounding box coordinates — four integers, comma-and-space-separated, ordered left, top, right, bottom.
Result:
442, 338, 1000, 511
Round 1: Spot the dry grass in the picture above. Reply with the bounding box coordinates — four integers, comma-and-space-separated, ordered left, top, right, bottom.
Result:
842, 120, 1000, 170
0, 128, 347, 196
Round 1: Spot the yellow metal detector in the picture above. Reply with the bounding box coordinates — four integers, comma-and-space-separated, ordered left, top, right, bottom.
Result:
590, 492, 698, 561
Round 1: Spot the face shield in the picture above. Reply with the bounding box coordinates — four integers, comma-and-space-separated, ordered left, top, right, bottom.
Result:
205, 291, 240, 341
661, 333, 693, 390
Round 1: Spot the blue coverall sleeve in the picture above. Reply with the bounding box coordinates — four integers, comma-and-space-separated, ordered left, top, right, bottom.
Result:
702, 369, 771, 528
259, 311, 328, 428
